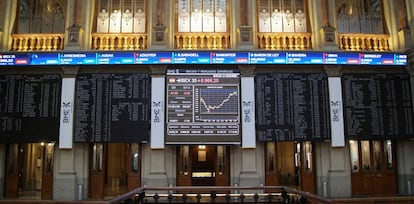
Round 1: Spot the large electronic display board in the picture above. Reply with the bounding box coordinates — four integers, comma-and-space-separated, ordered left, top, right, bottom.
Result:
166, 69, 241, 144
255, 73, 331, 141
342, 73, 414, 139
0, 74, 61, 143
74, 73, 150, 142
0, 51, 407, 66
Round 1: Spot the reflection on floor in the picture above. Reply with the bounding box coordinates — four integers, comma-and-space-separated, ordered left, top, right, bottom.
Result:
104, 184, 127, 198
18, 190, 41, 200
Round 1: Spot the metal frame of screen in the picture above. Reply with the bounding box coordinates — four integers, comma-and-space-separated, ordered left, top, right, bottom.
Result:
165, 69, 241, 144
0, 74, 61, 143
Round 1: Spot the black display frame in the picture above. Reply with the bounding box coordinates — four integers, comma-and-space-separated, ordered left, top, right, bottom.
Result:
165, 68, 241, 144
342, 73, 414, 140
73, 73, 150, 143
0, 74, 61, 143
255, 72, 331, 142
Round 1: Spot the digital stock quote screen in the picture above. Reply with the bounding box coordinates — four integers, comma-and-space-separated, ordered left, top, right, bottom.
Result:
166, 69, 241, 144
0, 74, 61, 143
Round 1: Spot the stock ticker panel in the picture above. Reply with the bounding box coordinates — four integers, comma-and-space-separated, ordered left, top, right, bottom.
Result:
166, 69, 240, 140
342, 73, 414, 139
255, 73, 331, 142
0, 74, 61, 143
74, 73, 150, 142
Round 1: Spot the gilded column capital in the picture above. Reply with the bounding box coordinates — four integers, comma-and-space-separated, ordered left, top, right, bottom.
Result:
324, 65, 342, 77
150, 65, 167, 77
61, 66, 80, 77
238, 65, 255, 77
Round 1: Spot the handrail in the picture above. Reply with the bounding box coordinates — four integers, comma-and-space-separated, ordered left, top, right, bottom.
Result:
174, 32, 231, 49
106, 186, 331, 204
11, 33, 65, 51
337, 33, 390, 51
1, 186, 413, 204
107, 186, 145, 204
257, 32, 312, 50
91, 33, 147, 50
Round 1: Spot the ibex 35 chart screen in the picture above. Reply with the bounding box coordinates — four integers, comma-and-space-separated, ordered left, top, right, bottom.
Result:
166, 69, 240, 144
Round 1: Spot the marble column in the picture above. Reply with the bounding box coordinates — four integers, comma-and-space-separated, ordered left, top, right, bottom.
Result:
236, 65, 261, 188
145, 65, 169, 187
318, 65, 351, 198
54, 67, 79, 200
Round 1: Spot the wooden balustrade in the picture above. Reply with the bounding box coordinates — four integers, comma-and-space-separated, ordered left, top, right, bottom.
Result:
8, 32, 391, 53
257, 32, 312, 50
338, 33, 390, 51
175, 33, 231, 49
91, 33, 147, 50
11, 33, 64, 51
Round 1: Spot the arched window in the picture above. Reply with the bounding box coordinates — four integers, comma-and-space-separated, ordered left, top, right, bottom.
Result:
257, 0, 307, 33
336, 0, 384, 34
96, 0, 146, 33
16, 0, 66, 33
176, 0, 227, 33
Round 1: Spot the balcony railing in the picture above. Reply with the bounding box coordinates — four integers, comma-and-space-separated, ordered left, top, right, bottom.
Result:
338, 33, 390, 51
91, 33, 147, 50
257, 32, 312, 50
107, 186, 326, 204
1, 186, 414, 204
175, 33, 231, 49
11, 33, 64, 51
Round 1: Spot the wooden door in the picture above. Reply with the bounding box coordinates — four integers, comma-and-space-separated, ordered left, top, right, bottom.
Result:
4, 144, 19, 198
176, 145, 230, 187
264, 142, 315, 193
41, 143, 55, 199
350, 140, 397, 196
264, 142, 279, 187
127, 143, 141, 191
176, 146, 191, 186
300, 142, 315, 193
382, 140, 397, 194
214, 146, 230, 187
89, 143, 105, 199
105, 144, 128, 196
191, 145, 215, 186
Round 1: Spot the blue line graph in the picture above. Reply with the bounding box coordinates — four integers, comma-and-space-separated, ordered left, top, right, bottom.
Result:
199, 88, 239, 114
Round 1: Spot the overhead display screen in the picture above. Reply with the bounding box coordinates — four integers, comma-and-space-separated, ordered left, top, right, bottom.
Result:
255, 73, 331, 142
0, 51, 407, 66
166, 69, 241, 144
342, 73, 414, 139
0, 74, 61, 143
74, 73, 150, 143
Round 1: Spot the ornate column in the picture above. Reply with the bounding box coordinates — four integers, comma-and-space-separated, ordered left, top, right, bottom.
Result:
319, 0, 338, 50
0, 0, 18, 51
145, 65, 168, 187
398, 0, 413, 50
152, 0, 168, 49
150, 65, 166, 149
319, 65, 351, 198
238, 0, 253, 49
54, 67, 80, 200
66, 0, 83, 50
236, 65, 261, 187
